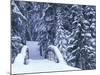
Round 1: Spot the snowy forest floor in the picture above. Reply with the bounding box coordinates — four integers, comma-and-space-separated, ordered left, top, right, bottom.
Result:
12, 41, 80, 74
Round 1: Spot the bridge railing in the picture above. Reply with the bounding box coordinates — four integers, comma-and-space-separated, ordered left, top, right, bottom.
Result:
45, 45, 66, 64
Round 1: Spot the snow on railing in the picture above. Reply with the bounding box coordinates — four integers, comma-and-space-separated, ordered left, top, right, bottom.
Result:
14, 46, 28, 65
48, 45, 66, 64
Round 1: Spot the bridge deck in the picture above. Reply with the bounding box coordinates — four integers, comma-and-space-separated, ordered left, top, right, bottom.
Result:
12, 41, 80, 74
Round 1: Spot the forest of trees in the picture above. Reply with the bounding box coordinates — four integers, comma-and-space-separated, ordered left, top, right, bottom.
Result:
11, 0, 96, 70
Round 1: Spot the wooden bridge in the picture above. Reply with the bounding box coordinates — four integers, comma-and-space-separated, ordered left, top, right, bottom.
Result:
12, 41, 80, 74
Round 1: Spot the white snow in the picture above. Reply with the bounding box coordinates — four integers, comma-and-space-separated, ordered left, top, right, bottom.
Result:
67, 45, 74, 48
88, 46, 94, 50
12, 59, 80, 74
11, 36, 22, 40
85, 33, 91, 37
67, 56, 76, 62
90, 23, 95, 28
40, 4, 50, 20
82, 20, 90, 24
26, 41, 43, 59
12, 0, 27, 20
27, 41, 38, 57
48, 45, 66, 64
18, 17, 22, 24
14, 46, 28, 65
90, 38, 95, 42
12, 41, 80, 74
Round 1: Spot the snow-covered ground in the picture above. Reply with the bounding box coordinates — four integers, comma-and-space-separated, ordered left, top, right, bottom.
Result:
26, 41, 43, 59
12, 41, 80, 74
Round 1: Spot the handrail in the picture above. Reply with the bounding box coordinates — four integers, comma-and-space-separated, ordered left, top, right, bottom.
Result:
48, 45, 66, 64
14, 45, 28, 65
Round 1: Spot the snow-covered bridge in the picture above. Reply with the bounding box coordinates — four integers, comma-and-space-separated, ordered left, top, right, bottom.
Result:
12, 41, 80, 74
